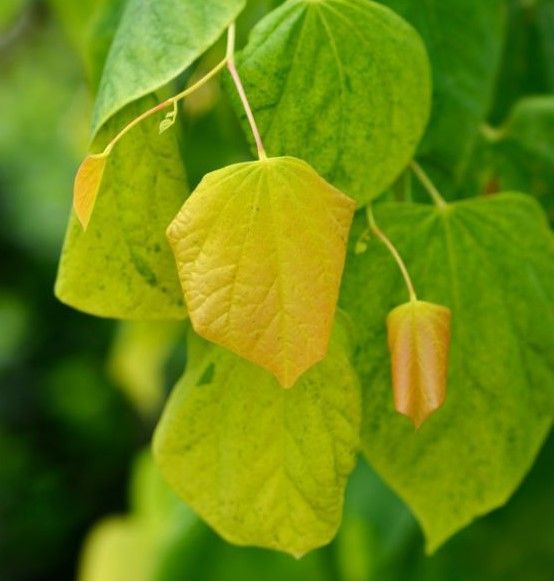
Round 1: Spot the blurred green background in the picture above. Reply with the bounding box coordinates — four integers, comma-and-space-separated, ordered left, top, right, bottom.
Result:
0, 1, 553, 580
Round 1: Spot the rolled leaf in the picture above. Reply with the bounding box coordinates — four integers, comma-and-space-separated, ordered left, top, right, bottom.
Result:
387, 300, 451, 428
73, 153, 108, 229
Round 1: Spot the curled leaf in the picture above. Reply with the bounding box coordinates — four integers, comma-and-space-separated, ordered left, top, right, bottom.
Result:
73, 152, 108, 229
387, 300, 451, 428
167, 156, 355, 387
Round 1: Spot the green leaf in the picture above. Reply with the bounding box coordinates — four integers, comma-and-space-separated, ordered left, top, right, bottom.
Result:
379, 0, 505, 177
55, 95, 187, 320
92, 0, 245, 134
537, 0, 554, 91
340, 194, 554, 552
480, 97, 554, 223
167, 157, 355, 387
228, 0, 431, 205
153, 320, 361, 557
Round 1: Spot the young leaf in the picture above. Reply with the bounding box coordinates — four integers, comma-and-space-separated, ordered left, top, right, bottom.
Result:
340, 194, 554, 552
92, 0, 246, 134
167, 156, 355, 387
387, 300, 451, 428
380, 0, 505, 178
73, 152, 108, 230
56, 95, 188, 320
226, 0, 431, 205
153, 320, 361, 557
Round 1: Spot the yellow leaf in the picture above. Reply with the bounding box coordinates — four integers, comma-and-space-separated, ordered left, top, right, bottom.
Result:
167, 156, 355, 387
387, 300, 451, 428
73, 153, 108, 229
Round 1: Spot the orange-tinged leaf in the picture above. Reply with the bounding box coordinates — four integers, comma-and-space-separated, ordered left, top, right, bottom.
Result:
73, 153, 108, 229
387, 300, 451, 428
167, 156, 355, 388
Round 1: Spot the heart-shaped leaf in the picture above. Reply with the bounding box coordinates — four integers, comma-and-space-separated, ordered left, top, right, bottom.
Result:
153, 320, 360, 556
340, 194, 554, 551
167, 156, 355, 387
227, 0, 431, 205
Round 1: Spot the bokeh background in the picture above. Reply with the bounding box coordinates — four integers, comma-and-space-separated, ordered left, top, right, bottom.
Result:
1, 1, 553, 580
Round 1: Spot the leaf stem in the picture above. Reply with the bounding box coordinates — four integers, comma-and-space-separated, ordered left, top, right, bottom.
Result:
410, 161, 447, 208
100, 57, 229, 155
226, 23, 268, 160
366, 205, 418, 302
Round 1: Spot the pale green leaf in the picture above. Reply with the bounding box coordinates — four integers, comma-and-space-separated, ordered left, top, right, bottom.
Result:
340, 194, 554, 552
79, 450, 196, 581
228, 0, 431, 205
92, 0, 245, 134
153, 320, 361, 557
167, 157, 355, 387
109, 321, 183, 416
379, 0, 505, 177
55, 95, 187, 320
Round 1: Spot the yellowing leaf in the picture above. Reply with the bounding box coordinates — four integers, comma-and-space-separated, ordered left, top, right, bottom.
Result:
73, 153, 108, 229
167, 156, 355, 387
153, 321, 361, 557
387, 300, 452, 428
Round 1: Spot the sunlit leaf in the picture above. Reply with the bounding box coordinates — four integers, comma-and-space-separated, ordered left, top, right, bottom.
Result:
73, 153, 108, 230
387, 300, 451, 428
153, 320, 360, 556
227, 0, 431, 205
167, 156, 355, 387
56, 95, 188, 320
340, 194, 554, 551
92, 0, 246, 134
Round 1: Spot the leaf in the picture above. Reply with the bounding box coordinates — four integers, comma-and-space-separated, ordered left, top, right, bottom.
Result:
153, 320, 361, 557
109, 321, 183, 416
92, 0, 245, 134
379, 0, 505, 177
55, 95, 188, 320
537, 0, 554, 91
73, 153, 108, 230
477, 97, 554, 222
79, 450, 197, 581
340, 194, 554, 552
387, 300, 451, 428
167, 156, 355, 387
227, 0, 431, 205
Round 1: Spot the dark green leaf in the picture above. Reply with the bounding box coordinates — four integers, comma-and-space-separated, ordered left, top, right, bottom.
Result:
228, 0, 431, 205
